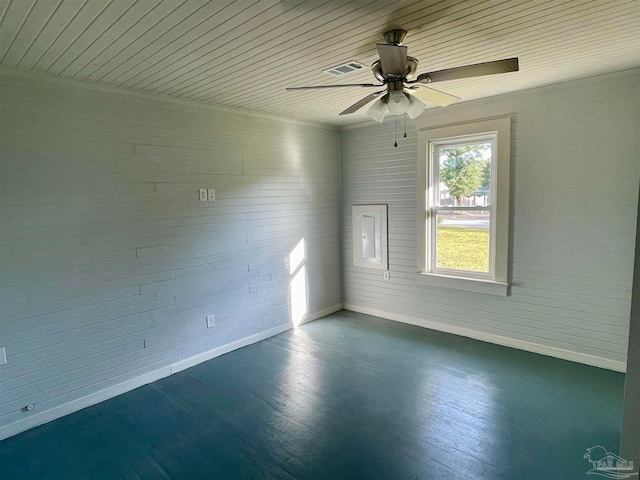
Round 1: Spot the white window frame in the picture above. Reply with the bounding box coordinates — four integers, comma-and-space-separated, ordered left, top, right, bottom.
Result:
417, 117, 511, 296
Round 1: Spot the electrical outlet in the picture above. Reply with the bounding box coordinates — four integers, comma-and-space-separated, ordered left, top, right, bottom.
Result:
207, 189, 216, 201
383, 271, 390, 281
199, 189, 207, 201
0, 346, 6, 365
206, 314, 215, 328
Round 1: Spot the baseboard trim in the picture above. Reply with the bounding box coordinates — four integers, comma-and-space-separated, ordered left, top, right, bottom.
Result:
0, 304, 342, 442
298, 303, 344, 327
0, 367, 173, 442
343, 304, 626, 373
169, 334, 261, 376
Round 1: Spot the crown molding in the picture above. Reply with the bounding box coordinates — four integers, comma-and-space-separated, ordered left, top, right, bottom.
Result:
340, 67, 640, 131
0, 65, 337, 131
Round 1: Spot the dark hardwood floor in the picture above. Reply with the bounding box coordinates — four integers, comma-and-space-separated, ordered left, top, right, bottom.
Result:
0, 311, 625, 479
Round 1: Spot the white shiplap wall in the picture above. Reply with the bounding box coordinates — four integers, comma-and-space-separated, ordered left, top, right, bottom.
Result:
0, 72, 341, 439
341, 69, 640, 372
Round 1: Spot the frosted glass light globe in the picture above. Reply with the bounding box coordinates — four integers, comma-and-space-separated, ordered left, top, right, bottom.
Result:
406, 94, 426, 119
387, 90, 410, 115
366, 96, 388, 123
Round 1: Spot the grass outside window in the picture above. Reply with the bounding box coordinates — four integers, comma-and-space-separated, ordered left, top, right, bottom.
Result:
436, 225, 490, 273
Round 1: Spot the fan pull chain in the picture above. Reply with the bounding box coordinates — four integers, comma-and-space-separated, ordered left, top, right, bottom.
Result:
404, 114, 407, 138
394, 115, 398, 148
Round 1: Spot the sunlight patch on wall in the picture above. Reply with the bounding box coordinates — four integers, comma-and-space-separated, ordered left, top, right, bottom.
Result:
289, 238, 308, 327
289, 238, 305, 274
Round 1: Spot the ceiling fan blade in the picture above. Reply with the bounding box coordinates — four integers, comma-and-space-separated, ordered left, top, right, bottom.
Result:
415, 57, 519, 84
286, 83, 382, 91
376, 44, 407, 76
339, 91, 386, 115
406, 86, 460, 107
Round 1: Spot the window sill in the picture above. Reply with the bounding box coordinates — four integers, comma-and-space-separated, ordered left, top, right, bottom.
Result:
416, 272, 509, 296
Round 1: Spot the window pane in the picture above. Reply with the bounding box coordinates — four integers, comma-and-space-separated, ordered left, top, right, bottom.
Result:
437, 143, 491, 207
436, 210, 490, 273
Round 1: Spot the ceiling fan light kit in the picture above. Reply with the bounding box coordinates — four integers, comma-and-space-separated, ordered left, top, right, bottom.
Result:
287, 29, 518, 143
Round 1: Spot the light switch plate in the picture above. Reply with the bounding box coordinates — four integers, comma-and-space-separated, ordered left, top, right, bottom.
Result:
199, 189, 207, 201
206, 315, 215, 328
0, 347, 7, 365
207, 189, 215, 201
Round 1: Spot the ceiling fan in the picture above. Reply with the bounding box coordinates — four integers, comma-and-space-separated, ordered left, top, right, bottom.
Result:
286, 29, 519, 122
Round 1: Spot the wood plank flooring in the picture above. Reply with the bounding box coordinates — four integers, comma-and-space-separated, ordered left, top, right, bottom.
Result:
0, 311, 625, 479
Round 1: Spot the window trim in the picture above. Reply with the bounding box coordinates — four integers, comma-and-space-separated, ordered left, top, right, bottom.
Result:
417, 117, 511, 295
428, 136, 496, 280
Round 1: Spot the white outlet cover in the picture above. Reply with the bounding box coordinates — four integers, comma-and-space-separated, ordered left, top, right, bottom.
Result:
206, 315, 215, 328
207, 189, 216, 201
199, 189, 207, 201
0, 347, 6, 365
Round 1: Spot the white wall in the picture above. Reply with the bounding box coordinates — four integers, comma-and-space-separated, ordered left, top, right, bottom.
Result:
341, 69, 640, 372
0, 71, 342, 439
621, 182, 640, 463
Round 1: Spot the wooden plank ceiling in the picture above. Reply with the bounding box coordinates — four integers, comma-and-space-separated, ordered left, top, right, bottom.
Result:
0, 0, 638, 125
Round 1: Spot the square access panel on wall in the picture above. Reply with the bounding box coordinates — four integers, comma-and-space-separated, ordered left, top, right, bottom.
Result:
352, 205, 388, 270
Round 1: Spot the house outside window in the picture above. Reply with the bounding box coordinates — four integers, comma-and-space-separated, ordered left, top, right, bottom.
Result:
417, 117, 511, 296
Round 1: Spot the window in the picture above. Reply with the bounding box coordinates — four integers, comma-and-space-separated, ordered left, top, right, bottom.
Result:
417, 117, 511, 295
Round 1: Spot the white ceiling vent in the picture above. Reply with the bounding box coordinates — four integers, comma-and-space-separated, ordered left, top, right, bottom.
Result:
323, 61, 367, 77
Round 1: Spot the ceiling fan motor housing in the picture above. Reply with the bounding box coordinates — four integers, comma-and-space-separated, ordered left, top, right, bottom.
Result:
383, 29, 407, 45
371, 56, 418, 82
